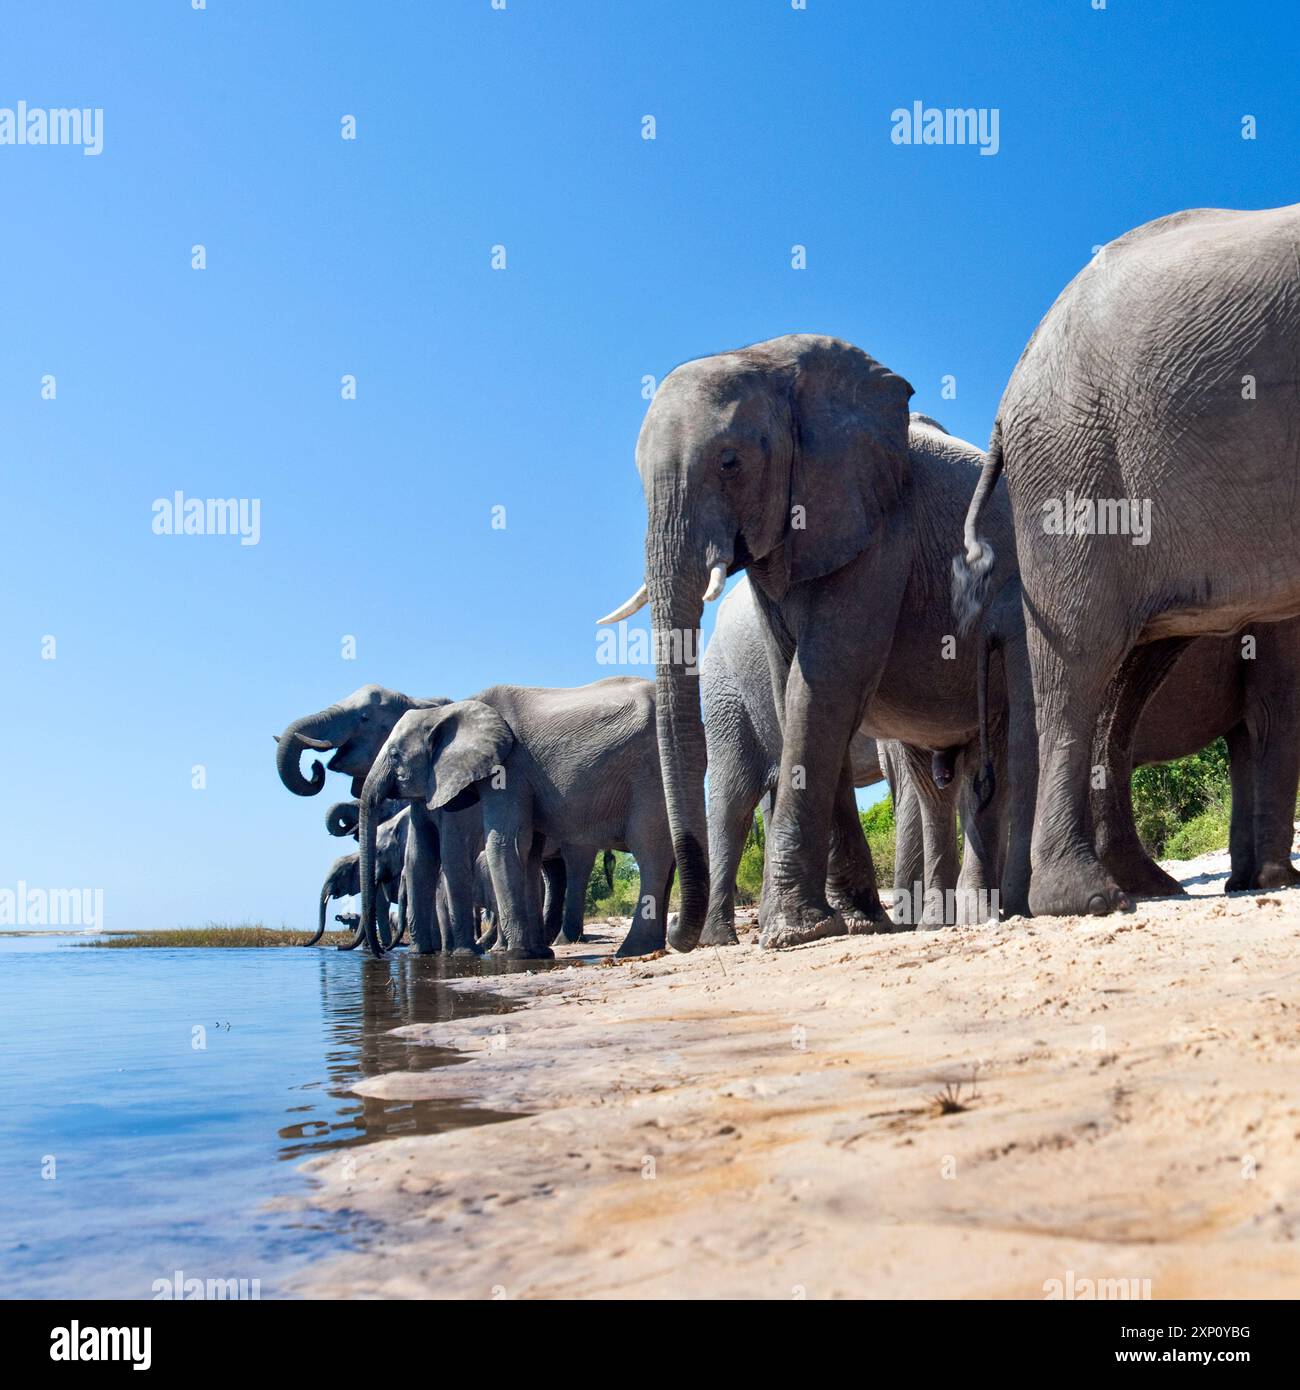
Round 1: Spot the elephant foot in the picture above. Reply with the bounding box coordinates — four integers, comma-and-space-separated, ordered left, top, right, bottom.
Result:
1253, 860, 1300, 892
560, 930, 586, 945
828, 886, 884, 933
615, 923, 666, 958
699, 915, 740, 948
758, 902, 846, 951
1028, 861, 1131, 919
1106, 852, 1185, 898
500, 945, 554, 961
449, 945, 484, 958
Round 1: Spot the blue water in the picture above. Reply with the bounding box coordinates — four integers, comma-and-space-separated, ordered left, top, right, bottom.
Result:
0, 935, 524, 1298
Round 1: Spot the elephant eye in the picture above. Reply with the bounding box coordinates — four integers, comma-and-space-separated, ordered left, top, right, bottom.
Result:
719, 449, 740, 473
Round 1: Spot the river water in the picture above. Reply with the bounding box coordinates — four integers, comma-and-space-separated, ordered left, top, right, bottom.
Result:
0, 934, 525, 1298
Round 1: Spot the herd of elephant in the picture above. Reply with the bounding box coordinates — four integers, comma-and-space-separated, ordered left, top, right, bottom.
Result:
276, 203, 1300, 959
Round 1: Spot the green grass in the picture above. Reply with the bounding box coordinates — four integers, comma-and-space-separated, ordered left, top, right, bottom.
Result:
1164, 807, 1232, 861
84, 922, 352, 948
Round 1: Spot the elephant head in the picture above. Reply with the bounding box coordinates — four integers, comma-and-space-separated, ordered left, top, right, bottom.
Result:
275, 685, 448, 798
358, 701, 514, 955
598, 334, 912, 952
309, 852, 361, 946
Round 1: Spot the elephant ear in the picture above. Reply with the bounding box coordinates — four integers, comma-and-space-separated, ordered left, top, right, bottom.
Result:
786, 337, 914, 584
423, 701, 514, 811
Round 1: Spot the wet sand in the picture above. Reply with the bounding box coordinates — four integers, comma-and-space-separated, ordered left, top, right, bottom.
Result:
294, 846, 1300, 1300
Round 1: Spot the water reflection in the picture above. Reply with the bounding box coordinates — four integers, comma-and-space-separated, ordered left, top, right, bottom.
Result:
277, 952, 523, 1160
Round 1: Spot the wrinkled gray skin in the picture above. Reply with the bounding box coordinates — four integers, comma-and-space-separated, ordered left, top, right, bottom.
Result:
957, 205, 1300, 916
312, 807, 410, 949
359, 678, 672, 959
700, 575, 990, 941
610, 341, 1014, 951
979, 578, 1300, 908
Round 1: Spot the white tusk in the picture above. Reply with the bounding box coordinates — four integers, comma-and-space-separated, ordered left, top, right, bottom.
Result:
596, 583, 648, 626
703, 564, 727, 602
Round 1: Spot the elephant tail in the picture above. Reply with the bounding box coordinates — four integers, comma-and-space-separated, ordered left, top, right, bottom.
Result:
952, 421, 1003, 635
973, 604, 997, 815
602, 849, 616, 894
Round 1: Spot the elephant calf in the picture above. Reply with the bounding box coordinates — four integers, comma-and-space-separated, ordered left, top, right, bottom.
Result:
358, 677, 673, 959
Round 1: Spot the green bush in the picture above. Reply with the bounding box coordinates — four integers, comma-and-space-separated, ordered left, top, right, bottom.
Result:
585, 850, 640, 919
1164, 807, 1232, 861
735, 809, 766, 904
1130, 740, 1231, 858
860, 795, 895, 889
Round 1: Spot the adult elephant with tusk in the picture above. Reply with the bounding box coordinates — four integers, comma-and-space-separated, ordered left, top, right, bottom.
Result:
357, 678, 673, 959
600, 341, 1015, 951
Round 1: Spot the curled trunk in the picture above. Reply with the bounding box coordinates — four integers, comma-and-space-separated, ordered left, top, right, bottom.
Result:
325, 801, 360, 837
276, 710, 341, 796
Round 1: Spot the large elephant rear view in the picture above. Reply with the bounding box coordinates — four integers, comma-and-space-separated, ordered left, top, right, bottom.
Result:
957, 204, 1300, 917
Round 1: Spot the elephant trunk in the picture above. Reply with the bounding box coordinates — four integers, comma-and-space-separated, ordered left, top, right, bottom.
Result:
276, 710, 342, 797
307, 880, 331, 947
357, 759, 390, 957
325, 801, 360, 837
647, 564, 711, 952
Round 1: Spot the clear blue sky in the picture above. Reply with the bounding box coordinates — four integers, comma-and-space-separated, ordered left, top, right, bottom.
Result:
2, 1, 1296, 931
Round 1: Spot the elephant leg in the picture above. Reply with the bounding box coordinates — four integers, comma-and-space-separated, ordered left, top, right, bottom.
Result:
435, 811, 482, 955
560, 845, 596, 945
954, 741, 1004, 923
703, 785, 758, 948
375, 882, 393, 950
392, 876, 408, 948
1024, 617, 1131, 919
1243, 662, 1300, 890
997, 621, 1036, 918
1224, 722, 1257, 890
540, 852, 567, 945
1093, 638, 1189, 898
403, 805, 442, 954
825, 756, 883, 928
882, 741, 924, 922
617, 836, 674, 958
758, 544, 906, 950
914, 750, 959, 927
483, 796, 551, 961
703, 689, 769, 947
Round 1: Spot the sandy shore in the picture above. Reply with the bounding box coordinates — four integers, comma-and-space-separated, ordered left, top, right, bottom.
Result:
293, 844, 1300, 1300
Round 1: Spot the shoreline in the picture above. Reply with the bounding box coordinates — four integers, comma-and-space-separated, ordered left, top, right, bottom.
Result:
291, 859, 1300, 1300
